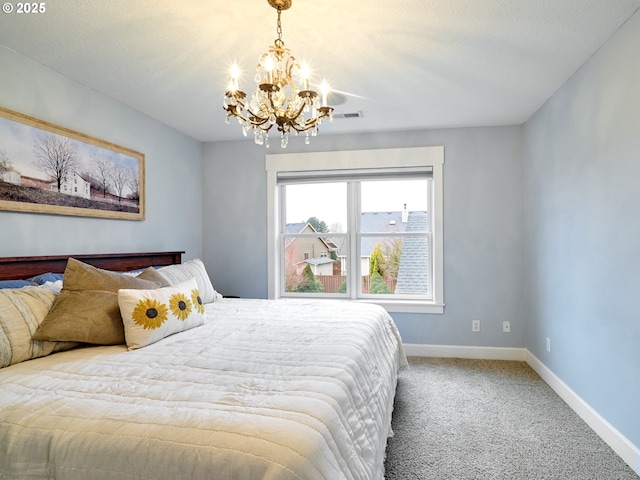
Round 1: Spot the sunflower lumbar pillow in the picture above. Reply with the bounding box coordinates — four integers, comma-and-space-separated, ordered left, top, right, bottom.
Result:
118, 277, 205, 350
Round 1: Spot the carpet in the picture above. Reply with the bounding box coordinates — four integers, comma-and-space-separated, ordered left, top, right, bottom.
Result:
384, 357, 638, 479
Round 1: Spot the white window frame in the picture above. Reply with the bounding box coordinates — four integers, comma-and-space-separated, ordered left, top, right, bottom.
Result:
266, 147, 444, 314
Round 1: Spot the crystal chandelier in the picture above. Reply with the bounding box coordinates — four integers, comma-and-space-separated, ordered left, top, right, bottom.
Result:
223, 0, 333, 148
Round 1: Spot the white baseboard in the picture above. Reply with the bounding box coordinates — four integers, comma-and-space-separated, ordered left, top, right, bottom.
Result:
525, 351, 640, 476
402, 343, 640, 476
403, 343, 527, 361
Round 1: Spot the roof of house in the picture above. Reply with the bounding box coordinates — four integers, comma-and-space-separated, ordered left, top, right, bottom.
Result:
296, 257, 336, 267
395, 212, 430, 294
285, 222, 338, 252
335, 210, 428, 257
285, 222, 309, 234
360, 211, 407, 258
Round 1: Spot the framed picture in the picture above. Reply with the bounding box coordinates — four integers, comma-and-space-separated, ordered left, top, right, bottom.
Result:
0, 106, 144, 220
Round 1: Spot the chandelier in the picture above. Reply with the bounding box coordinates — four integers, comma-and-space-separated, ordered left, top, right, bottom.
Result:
223, 0, 333, 148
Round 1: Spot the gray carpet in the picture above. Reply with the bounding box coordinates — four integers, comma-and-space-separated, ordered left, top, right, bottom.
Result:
384, 357, 639, 480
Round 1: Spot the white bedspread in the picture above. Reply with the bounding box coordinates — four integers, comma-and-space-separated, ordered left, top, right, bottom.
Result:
0, 299, 407, 480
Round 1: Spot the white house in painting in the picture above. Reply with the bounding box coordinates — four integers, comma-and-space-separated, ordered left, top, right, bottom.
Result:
2, 170, 21, 185
51, 171, 90, 199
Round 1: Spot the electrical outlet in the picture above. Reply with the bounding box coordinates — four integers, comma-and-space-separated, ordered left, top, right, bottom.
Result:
503, 321, 511, 333
546, 337, 551, 352
472, 320, 481, 332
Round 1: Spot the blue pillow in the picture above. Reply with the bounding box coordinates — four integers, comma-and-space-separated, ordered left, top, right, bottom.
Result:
29, 272, 64, 285
0, 279, 33, 289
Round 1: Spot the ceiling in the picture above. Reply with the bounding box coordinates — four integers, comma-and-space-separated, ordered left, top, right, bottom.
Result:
1, 1, 638, 143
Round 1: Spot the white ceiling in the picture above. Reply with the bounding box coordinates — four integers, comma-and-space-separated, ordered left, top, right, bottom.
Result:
1, 1, 638, 143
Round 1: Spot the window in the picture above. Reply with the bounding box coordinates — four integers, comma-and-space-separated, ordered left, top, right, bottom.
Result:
267, 147, 444, 314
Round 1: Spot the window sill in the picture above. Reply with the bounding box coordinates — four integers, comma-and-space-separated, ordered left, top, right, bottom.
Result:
358, 299, 444, 314
274, 294, 444, 314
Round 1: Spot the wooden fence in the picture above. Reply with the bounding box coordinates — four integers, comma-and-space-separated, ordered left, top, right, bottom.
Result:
316, 275, 397, 294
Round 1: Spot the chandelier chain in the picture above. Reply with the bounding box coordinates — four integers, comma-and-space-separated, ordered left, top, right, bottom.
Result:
276, 8, 283, 44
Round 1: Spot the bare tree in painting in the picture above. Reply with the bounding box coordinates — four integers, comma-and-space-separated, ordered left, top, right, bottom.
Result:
110, 164, 130, 204
92, 156, 113, 198
0, 149, 12, 173
33, 133, 79, 191
126, 169, 140, 202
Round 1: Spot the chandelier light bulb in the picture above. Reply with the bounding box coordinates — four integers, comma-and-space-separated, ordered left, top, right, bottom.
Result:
320, 79, 329, 107
229, 62, 240, 89
222, 0, 333, 148
300, 61, 311, 91
264, 55, 274, 84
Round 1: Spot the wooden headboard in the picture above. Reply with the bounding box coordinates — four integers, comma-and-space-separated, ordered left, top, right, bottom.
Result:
0, 251, 184, 281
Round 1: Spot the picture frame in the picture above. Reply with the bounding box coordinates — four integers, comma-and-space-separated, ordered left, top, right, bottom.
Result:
0, 106, 145, 220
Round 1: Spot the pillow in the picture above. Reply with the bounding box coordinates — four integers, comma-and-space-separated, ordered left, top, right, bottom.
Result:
135, 266, 171, 287
0, 279, 33, 289
118, 277, 205, 350
157, 259, 222, 303
0, 287, 78, 368
32, 258, 163, 345
29, 272, 64, 285
37, 280, 63, 294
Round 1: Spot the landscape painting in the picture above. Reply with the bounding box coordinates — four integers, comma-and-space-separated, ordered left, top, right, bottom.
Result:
0, 107, 144, 220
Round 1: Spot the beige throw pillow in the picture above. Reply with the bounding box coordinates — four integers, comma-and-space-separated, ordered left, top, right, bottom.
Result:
0, 287, 78, 368
32, 258, 163, 345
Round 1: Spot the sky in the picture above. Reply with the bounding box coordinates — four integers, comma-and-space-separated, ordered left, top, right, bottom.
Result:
285, 179, 429, 231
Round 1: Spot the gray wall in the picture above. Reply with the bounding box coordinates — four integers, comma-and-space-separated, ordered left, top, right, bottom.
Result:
0, 46, 203, 260
203, 126, 525, 348
523, 11, 640, 447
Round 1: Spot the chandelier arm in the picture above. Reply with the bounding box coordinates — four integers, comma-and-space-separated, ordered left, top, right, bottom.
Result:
290, 120, 319, 133
286, 100, 310, 126
291, 107, 334, 133
223, 96, 275, 131
245, 105, 269, 124
225, 100, 262, 127
283, 54, 297, 86
236, 94, 270, 125
250, 116, 271, 127
223, 104, 248, 124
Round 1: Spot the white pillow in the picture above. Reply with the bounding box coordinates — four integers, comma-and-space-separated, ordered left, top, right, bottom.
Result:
36, 280, 63, 294
156, 258, 222, 303
118, 278, 205, 350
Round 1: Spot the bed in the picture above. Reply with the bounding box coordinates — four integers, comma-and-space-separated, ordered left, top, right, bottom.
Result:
0, 252, 407, 480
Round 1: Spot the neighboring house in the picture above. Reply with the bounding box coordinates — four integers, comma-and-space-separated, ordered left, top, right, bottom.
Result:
335, 208, 429, 294
294, 257, 335, 276
2, 171, 20, 185
51, 171, 91, 199
285, 222, 337, 275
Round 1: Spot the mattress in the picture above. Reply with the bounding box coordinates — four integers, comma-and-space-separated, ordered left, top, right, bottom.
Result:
0, 298, 407, 480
